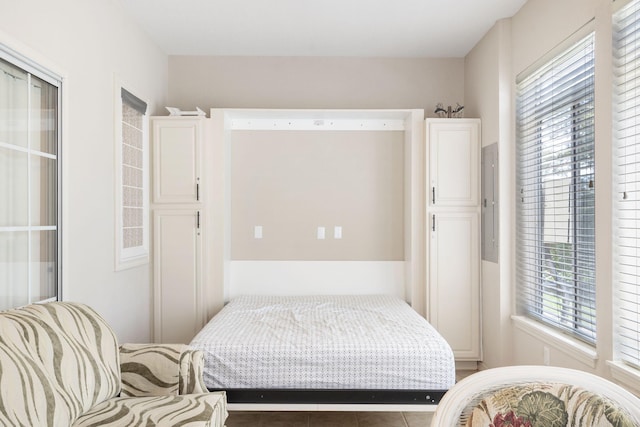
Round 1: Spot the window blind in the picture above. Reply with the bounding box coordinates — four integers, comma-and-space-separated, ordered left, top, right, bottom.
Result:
120, 89, 146, 251
516, 32, 596, 344
614, 0, 640, 369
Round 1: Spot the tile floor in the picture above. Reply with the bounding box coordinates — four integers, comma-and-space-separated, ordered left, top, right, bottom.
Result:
225, 370, 475, 426
225, 410, 432, 427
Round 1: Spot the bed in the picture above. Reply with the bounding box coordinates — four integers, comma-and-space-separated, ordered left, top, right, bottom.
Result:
189, 294, 455, 406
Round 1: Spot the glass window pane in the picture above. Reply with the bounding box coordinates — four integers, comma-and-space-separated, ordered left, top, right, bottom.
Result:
1, 50, 60, 310
0, 58, 29, 148
0, 231, 29, 310
30, 154, 57, 226
0, 146, 28, 227
30, 75, 57, 155
30, 230, 56, 303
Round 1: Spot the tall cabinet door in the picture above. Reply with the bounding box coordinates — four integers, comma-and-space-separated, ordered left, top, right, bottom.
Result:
429, 212, 480, 360
153, 209, 204, 343
426, 118, 482, 362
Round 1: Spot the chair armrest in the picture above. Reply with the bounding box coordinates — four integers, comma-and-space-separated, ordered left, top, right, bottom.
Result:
119, 343, 207, 397
178, 348, 208, 395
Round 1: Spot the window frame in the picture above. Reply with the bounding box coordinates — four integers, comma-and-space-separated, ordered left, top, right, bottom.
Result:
613, 0, 640, 374
0, 43, 63, 307
515, 30, 597, 346
114, 79, 149, 271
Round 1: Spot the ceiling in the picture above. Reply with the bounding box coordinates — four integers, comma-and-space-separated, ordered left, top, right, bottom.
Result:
120, 0, 527, 58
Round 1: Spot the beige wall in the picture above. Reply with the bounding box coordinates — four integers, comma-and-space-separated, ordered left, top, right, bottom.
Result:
466, 0, 622, 385
0, 0, 168, 342
231, 130, 404, 261
168, 56, 464, 112
464, 18, 513, 369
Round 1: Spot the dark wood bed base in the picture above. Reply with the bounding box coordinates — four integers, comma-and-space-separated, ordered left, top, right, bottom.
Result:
209, 388, 447, 405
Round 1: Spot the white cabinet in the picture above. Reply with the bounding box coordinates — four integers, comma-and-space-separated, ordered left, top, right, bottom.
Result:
153, 209, 204, 343
426, 118, 482, 362
428, 212, 480, 360
428, 119, 480, 207
151, 117, 207, 344
152, 118, 202, 204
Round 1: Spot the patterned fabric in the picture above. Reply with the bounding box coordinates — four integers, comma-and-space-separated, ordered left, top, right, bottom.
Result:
0, 302, 227, 427
465, 382, 640, 427
179, 349, 208, 395
0, 316, 73, 426
72, 393, 227, 427
120, 344, 208, 397
191, 294, 455, 390
3, 302, 121, 421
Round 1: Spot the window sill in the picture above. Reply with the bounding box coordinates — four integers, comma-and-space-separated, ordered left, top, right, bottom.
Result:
607, 361, 640, 395
511, 315, 598, 368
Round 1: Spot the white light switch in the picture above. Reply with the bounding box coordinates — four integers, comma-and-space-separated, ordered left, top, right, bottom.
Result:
334, 226, 342, 239
317, 226, 326, 240
254, 226, 263, 239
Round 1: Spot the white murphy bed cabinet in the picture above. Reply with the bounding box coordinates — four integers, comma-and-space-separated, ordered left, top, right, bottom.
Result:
426, 118, 482, 364
152, 117, 207, 344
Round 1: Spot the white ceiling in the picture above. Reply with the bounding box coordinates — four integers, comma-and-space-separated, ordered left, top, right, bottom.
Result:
121, 0, 527, 58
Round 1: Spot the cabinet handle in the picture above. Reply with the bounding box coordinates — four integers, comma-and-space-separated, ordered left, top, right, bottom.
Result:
197, 211, 200, 229
432, 214, 436, 232
432, 187, 435, 204
196, 183, 200, 201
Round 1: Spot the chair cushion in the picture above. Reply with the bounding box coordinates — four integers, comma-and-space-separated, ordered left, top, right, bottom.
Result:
120, 344, 188, 396
72, 392, 228, 427
465, 382, 638, 427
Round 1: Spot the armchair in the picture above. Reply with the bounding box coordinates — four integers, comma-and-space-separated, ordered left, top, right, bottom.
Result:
0, 301, 227, 427
431, 365, 640, 427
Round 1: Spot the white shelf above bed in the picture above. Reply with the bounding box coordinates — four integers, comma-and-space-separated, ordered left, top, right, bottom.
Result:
223, 108, 416, 131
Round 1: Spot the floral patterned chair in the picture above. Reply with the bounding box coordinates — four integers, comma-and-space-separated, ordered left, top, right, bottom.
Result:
430, 366, 640, 427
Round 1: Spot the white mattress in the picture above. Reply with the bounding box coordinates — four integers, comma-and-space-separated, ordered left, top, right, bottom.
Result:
190, 295, 456, 390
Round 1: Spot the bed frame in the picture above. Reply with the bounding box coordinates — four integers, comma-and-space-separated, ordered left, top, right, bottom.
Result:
214, 388, 446, 405
210, 387, 447, 412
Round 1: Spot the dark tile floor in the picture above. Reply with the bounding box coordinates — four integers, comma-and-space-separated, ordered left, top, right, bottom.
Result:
225, 411, 432, 427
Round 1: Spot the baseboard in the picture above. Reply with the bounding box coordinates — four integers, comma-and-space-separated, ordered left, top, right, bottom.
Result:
455, 360, 479, 371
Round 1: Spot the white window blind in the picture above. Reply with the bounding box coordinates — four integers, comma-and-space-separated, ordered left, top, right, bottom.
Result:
121, 89, 146, 250
115, 87, 149, 270
516, 32, 596, 344
614, 0, 640, 370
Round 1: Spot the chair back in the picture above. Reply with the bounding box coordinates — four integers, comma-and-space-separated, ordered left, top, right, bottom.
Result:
431, 365, 640, 426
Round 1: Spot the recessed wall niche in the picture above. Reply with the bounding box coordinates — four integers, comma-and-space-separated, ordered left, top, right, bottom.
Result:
231, 129, 404, 261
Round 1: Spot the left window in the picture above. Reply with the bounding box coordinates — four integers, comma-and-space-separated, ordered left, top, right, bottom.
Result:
0, 47, 61, 310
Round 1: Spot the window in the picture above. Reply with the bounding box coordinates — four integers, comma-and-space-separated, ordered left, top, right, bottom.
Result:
115, 87, 149, 270
0, 46, 61, 310
515, 32, 596, 344
614, 0, 640, 370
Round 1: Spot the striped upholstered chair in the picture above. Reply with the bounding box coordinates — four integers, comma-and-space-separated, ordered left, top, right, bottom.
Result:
0, 301, 227, 426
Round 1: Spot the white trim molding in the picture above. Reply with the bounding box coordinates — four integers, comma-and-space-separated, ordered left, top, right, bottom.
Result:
512, 315, 598, 368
